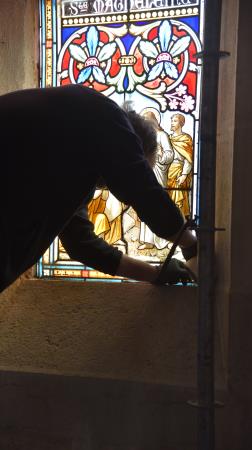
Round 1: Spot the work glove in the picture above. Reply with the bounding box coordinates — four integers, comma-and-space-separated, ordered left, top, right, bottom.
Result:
154, 258, 193, 285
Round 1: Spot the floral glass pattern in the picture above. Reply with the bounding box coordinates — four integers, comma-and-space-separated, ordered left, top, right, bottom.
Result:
38, 0, 205, 281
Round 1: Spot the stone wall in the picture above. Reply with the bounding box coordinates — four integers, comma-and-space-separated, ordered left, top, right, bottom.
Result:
215, 0, 239, 377
0, 0, 38, 95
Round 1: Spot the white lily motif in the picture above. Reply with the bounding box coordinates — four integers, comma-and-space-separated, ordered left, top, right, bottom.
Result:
69, 26, 117, 84
139, 20, 191, 82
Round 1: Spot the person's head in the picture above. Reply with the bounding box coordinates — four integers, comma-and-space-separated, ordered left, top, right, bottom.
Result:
96, 107, 158, 189
125, 109, 158, 168
171, 113, 185, 133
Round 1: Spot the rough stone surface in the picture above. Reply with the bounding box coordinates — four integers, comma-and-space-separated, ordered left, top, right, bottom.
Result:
0, 280, 203, 386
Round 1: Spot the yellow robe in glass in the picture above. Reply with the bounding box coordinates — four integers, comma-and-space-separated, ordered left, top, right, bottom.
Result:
88, 192, 122, 245
167, 133, 193, 218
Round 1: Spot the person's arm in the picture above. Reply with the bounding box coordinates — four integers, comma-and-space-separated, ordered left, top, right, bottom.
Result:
96, 107, 197, 279
116, 254, 157, 282
59, 207, 192, 284
115, 253, 192, 284
59, 212, 122, 276
97, 110, 184, 239
59, 204, 158, 280
159, 131, 174, 164
176, 158, 192, 186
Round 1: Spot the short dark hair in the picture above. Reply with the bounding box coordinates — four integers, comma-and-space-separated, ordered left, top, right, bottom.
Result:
124, 107, 158, 164
96, 106, 157, 189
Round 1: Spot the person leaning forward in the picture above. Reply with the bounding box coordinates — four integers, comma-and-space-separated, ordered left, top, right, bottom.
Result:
0, 85, 198, 292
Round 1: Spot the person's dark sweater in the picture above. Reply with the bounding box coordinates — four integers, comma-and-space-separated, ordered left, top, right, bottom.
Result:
0, 85, 183, 291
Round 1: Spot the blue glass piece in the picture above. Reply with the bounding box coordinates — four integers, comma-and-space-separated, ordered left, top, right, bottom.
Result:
121, 34, 135, 53
51, 0, 57, 86
179, 17, 199, 34
52, 0, 57, 34
93, 66, 106, 84
86, 278, 122, 283
147, 62, 163, 81
86, 26, 99, 57
37, 260, 43, 277
40, 0, 46, 44
77, 67, 92, 83
123, 73, 129, 90
62, 27, 80, 44
40, 0, 46, 87
164, 61, 179, 80
53, 43, 57, 86
158, 20, 171, 52
108, 23, 124, 28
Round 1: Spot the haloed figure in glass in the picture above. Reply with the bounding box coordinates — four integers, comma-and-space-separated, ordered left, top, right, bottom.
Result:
138, 108, 173, 251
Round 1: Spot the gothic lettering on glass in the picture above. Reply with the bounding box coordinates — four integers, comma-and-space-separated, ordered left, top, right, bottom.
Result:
38, 0, 204, 281
62, 0, 200, 17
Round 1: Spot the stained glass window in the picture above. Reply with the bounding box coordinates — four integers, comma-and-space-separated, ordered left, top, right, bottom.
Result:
38, 0, 205, 281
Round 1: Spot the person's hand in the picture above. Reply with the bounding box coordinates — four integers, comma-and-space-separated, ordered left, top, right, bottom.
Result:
176, 174, 187, 186
154, 258, 193, 285
184, 256, 198, 282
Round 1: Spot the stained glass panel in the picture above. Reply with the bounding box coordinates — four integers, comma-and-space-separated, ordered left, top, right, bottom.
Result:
38, 0, 205, 281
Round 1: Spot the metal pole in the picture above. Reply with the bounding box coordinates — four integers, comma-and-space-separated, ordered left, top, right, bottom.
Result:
197, 1, 223, 449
